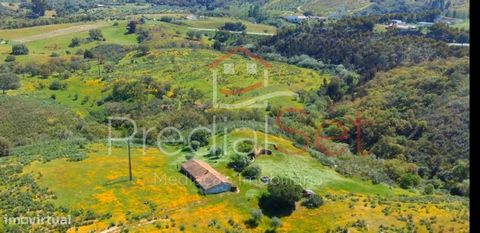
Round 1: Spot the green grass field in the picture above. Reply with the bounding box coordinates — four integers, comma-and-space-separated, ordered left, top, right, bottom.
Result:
180, 17, 277, 34
23, 133, 469, 232
0, 95, 82, 145
451, 19, 470, 30
0, 20, 139, 63
265, 0, 370, 16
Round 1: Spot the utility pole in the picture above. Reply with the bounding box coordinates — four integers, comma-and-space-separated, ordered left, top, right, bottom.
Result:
128, 138, 132, 181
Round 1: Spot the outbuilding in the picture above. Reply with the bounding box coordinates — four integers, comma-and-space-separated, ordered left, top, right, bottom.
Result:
181, 159, 233, 194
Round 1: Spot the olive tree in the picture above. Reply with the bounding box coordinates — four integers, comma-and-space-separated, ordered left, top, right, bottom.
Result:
0, 73, 20, 94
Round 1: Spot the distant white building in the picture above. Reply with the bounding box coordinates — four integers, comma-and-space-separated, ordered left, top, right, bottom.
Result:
391, 19, 404, 25
186, 14, 198, 20
285, 15, 325, 23
387, 19, 417, 30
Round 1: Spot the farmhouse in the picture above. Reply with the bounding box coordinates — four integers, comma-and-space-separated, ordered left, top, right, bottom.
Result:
181, 159, 233, 194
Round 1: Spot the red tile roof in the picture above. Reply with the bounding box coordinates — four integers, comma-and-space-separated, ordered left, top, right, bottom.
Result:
181, 159, 231, 191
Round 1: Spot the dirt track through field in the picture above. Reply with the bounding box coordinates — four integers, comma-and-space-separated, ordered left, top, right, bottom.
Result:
13, 22, 109, 43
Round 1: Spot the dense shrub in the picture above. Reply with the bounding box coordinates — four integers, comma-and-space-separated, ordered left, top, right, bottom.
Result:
126, 20, 137, 34
271, 216, 282, 230
399, 174, 421, 189
229, 153, 250, 172
88, 29, 105, 41
4, 55, 16, 62
84, 49, 94, 59
241, 165, 261, 180
246, 209, 263, 227
236, 140, 254, 154
221, 22, 246, 31
208, 146, 223, 158
160, 16, 173, 22
49, 80, 67, 90
0, 73, 20, 94
11, 44, 29, 55
89, 44, 128, 62
268, 177, 303, 207
301, 194, 324, 209
0, 136, 11, 156
424, 184, 434, 195
69, 37, 82, 47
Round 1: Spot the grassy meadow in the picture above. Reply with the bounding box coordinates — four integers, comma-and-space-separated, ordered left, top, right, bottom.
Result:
22, 133, 469, 232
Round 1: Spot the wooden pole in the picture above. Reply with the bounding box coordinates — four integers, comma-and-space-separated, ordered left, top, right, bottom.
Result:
128, 139, 132, 181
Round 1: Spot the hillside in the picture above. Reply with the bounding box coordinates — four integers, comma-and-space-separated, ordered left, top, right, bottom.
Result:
0, 2, 470, 233
0, 133, 469, 232
0, 95, 83, 146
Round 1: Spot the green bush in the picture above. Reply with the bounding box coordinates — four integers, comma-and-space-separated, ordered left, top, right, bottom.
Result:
241, 165, 261, 180
191, 140, 201, 151
271, 216, 282, 230
229, 153, 250, 172
208, 146, 223, 158
84, 49, 94, 59
88, 29, 105, 41
160, 16, 173, 22
11, 44, 29, 55
221, 22, 246, 31
399, 173, 421, 189
246, 209, 263, 227
49, 80, 67, 90
4, 55, 16, 62
69, 37, 82, 47
236, 140, 254, 154
0, 73, 20, 94
126, 20, 137, 34
424, 184, 434, 195
0, 136, 11, 156
268, 177, 303, 207
301, 194, 324, 209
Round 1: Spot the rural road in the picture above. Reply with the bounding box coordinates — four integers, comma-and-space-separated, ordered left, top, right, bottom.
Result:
187, 27, 275, 36
13, 22, 109, 43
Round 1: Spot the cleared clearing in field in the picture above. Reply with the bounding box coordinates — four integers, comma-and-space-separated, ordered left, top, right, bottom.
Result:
265, 0, 370, 16
0, 22, 108, 42
12, 22, 109, 43
180, 17, 277, 34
